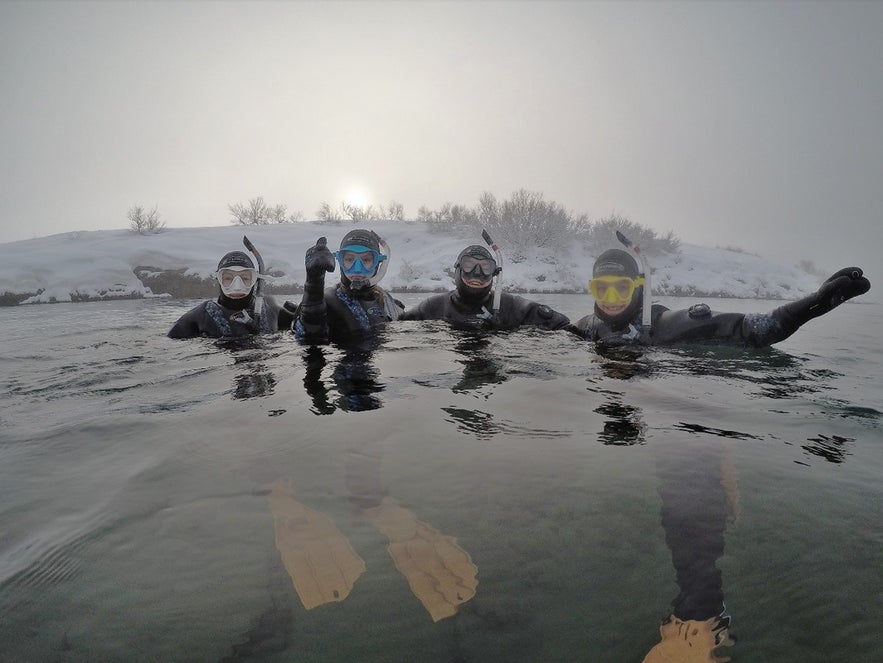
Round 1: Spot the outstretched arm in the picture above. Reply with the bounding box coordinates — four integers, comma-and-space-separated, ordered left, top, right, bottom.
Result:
747, 267, 871, 346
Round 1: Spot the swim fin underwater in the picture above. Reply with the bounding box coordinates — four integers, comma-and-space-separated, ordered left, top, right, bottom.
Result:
266, 482, 477, 620
642, 614, 735, 663
364, 497, 478, 622
266, 480, 367, 610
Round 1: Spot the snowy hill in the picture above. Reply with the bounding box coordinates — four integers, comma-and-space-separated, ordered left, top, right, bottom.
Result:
0, 222, 825, 305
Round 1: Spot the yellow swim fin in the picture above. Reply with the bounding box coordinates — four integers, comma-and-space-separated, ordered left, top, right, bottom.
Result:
365, 497, 478, 622
642, 614, 734, 663
267, 480, 366, 610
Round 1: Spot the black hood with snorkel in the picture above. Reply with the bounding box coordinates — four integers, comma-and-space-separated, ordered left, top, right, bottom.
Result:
338, 229, 385, 296
216, 251, 256, 311
453, 245, 496, 306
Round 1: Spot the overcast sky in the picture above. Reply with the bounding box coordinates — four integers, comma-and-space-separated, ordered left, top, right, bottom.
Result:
2, 0, 881, 276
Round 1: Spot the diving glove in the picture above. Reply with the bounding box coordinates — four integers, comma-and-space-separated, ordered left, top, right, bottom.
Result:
305, 237, 336, 279
771, 266, 870, 334
302, 237, 335, 308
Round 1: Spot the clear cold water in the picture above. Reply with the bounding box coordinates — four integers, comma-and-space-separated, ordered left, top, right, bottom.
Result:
1, 294, 881, 662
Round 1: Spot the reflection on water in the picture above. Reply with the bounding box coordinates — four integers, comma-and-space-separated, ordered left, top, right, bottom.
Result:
450, 334, 508, 395
302, 338, 386, 414
802, 433, 853, 464
215, 337, 280, 401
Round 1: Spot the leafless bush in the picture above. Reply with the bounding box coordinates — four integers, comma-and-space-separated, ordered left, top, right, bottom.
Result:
229, 197, 303, 224
128, 205, 165, 234
472, 189, 588, 261
580, 212, 680, 256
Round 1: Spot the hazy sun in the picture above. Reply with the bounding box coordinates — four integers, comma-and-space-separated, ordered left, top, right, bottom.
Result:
342, 186, 371, 209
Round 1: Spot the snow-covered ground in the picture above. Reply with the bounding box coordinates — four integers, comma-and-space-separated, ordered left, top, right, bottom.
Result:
0, 221, 833, 305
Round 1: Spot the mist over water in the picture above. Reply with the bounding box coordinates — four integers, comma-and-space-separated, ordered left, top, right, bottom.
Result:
1, 295, 880, 662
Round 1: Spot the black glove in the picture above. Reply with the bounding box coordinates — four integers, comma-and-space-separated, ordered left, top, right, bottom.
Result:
300, 237, 335, 310
772, 266, 870, 335
813, 267, 871, 315
305, 237, 336, 279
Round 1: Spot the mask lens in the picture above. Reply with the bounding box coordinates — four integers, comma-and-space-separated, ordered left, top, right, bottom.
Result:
460, 256, 496, 277
220, 269, 254, 287
342, 251, 375, 272
337, 248, 384, 277
217, 268, 257, 296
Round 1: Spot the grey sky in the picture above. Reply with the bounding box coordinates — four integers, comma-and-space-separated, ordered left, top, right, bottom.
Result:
2, 0, 881, 276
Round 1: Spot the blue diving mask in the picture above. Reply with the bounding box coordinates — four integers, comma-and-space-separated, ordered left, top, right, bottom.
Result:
335, 244, 387, 278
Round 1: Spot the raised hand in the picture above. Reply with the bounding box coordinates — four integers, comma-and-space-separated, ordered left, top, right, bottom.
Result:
816, 267, 871, 310
305, 237, 336, 279
773, 266, 871, 336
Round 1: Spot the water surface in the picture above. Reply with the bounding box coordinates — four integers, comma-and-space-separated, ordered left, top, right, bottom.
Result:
1, 295, 881, 662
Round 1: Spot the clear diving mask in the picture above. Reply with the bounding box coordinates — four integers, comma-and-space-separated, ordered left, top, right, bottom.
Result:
216, 267, 258, 298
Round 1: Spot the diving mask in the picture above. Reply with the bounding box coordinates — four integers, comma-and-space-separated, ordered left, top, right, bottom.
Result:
589, 275, 644, 304
216, 267, 257, 297
459, 255, 498, 280
335, 245, 387, 278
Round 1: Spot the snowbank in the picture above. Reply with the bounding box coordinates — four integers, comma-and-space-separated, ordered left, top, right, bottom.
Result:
0, 222, 823, 305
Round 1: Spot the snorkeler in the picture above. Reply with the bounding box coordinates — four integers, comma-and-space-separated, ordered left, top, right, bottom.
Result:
293, 229, 404, 344
168, 241, 295, 339
570, 246, 871, 347
401, 243, 570, 331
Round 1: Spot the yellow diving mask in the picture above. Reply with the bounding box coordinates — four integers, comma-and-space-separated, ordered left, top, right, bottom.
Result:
589, 275, 644, 304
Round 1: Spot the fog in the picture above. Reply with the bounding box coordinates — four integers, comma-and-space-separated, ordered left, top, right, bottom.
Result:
2, 1, 881, 277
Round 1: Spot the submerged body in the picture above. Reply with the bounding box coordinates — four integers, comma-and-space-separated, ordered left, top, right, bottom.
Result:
294, 230, 404, 344
169, 296, 293, 339
402, 290, 569, 332
576, 247, 871, 348
572, 302, 798, 347
294, 283, 403, 344
168, 248, 294, 339
402, 243, 570, 332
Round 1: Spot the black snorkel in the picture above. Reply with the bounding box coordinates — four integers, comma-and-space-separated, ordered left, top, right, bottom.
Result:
481, 229, 504, 314
615, 231, 652, 335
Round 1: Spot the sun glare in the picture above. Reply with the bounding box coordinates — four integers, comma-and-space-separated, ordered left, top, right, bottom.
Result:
342, 186, 371, 209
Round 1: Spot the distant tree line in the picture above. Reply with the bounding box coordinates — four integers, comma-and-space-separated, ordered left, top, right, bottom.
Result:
228, 197, 304, 225
415, 189, 680, 261
315, 200, 405, 224
125, 189, 681, 258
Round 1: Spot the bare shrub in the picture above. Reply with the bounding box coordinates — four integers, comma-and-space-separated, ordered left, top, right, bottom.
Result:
128, 205, 165, 234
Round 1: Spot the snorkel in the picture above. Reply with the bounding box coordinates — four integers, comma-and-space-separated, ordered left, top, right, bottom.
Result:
615, 231, 651, 334
481, 229, 504, 314
242, 235, 265, 318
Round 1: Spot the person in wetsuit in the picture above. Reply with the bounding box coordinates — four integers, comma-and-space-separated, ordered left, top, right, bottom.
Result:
168, 250, 294, 339
400, 244, 570, 331
293, 229, 404, 344
570, 248, 871, 347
